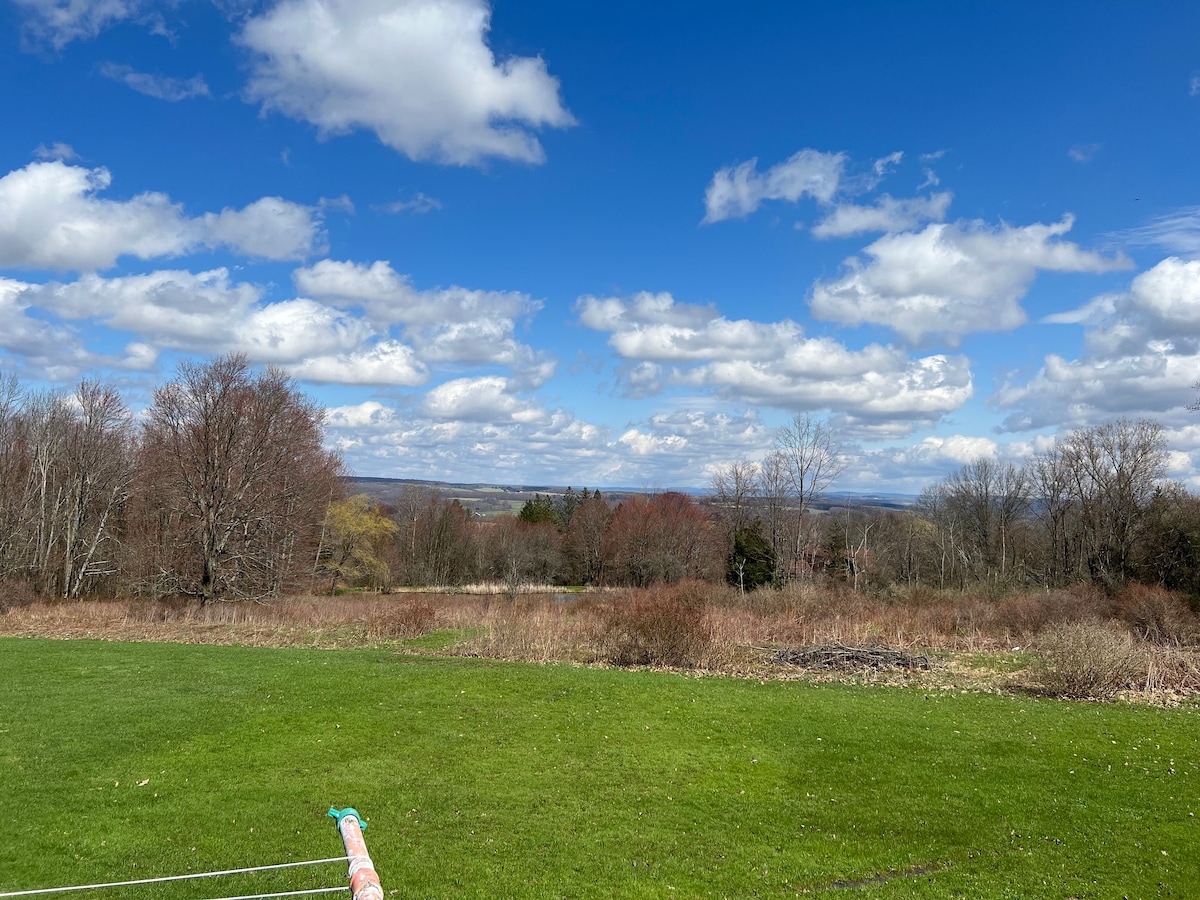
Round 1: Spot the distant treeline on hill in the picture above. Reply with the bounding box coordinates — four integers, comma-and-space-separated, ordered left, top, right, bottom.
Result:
1, 357, 1197, 603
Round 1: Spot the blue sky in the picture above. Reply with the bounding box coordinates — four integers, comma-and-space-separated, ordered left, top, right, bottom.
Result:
4, 0, 1200, 491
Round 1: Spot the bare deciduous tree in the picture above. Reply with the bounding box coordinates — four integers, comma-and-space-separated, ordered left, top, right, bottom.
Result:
486, 517, 563, 595
563, 491, 611, 585
774, 414, 844, 578
709, 459, 758, 534
139, 354, 342, 603
605, 492, 725, 586
755, 450, 790, 580
1030, 443, 1078, 584
944, 458, 1030, 584
1060, 418, 1167, 583
59, 380, 134, 598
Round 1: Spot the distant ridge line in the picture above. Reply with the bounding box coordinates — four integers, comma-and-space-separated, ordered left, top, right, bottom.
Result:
341, 476, 916, 507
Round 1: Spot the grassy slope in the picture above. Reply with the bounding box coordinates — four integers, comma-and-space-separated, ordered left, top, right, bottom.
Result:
0, 638, 1196, 899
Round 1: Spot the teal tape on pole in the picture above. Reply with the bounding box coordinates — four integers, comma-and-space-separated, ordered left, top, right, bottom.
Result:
327, 807, 367, 830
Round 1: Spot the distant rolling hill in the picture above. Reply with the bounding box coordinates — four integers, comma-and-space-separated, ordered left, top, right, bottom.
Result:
342, 476, 915, 517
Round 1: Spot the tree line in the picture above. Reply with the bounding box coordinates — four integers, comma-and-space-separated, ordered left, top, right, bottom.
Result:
712, 415, 1200, 597
2, 357, 1197, 602
322, 485, 727, 593
0, 356, 340, 604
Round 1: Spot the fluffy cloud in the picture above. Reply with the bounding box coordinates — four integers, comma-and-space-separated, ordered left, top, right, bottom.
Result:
323, 392, 621, 484
811, 191, 952, 239
289, 341, 428, 385
619, 409, 773, 464
238, 0, 575, 165
202, 197, 326, 261
845, 434, 1008, 491
323, 392, 782, 488
27, 269, 380, 366
810, 215, 1130, 345
702, 149, 846, 223
576, 291, 718, 332
235, 298, 374, 362
0, 161, 323, 271
423, 375, 547, 423
577, 291, 973, 434
577, 291, 783, 362
997, 257, 1200, 429
10, 254, 553, 388
294, 258, 548, 377
0, 277, 69, 357
30, 269, 263, 341
295, 258, 533, 324
326, 400, 396, 430
0, 277, 102, 379
99, 64, 210, 101
684, 352, 973, 439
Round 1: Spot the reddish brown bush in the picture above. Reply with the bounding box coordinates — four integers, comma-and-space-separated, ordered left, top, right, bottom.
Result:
369, 597, 436, 639
992, 585, 1111, 639
595, 582, 712, 667
1116, 584, 1199, 646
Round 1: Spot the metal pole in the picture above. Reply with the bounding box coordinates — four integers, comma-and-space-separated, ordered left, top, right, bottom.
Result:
327, 809, 383, 900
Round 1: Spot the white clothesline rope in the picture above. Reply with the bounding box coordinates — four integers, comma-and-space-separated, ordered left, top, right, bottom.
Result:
0, 856, 349, 898
201, 888, 347, 900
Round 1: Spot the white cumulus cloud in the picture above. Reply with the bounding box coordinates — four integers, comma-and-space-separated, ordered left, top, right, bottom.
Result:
238, 0, 575, 165
27, 269, 377, 366
294, 258, 548, 376
289, 340, 428, 385
423, 375, 546, 423
0, 161, 323, 271
998, 257, 1200, 429
577, 291, 974, 434
202, 197, 326, 261
810, 215, 1131, 345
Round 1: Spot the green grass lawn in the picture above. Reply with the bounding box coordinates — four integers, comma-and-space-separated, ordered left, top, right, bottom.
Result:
0, 638, 1196, 899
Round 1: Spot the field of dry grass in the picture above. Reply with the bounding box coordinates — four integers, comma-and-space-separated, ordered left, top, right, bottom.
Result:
2, 579, 1198, 700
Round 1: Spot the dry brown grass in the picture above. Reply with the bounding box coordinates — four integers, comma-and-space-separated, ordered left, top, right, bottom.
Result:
466, 597, 595, 662
0, 593, 457, 648
2, 581, 1198, 698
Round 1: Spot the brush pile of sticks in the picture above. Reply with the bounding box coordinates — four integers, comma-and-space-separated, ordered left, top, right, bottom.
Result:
772, 642, 932, 671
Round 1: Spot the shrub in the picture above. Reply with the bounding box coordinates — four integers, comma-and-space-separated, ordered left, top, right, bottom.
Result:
993, 585, 1111, 639
368, 597, 436, 639
1115, 584, 1199, 646
0, 580, 37, 615
595, 582, 712, 668
1033, 622, 1147, 699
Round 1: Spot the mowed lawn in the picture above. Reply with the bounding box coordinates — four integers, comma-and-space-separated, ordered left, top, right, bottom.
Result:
0, 638, 1196, 899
